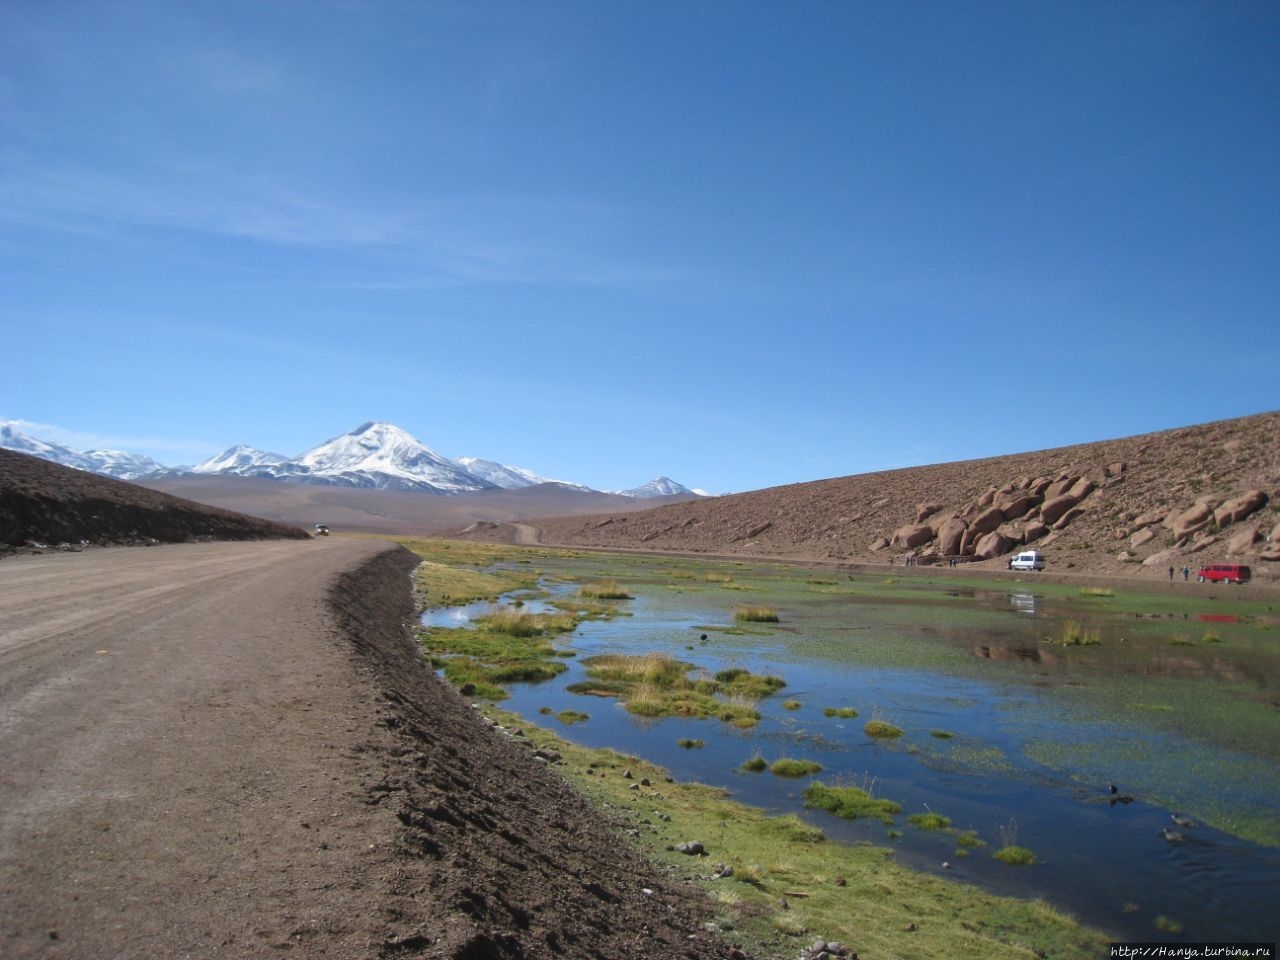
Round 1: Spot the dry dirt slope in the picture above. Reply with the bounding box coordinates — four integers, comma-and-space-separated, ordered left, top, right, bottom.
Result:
529, 411, 1280, 581
0, 447, 309, 547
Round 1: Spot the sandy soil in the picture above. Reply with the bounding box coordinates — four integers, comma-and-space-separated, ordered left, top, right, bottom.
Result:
0, 540, 746, 960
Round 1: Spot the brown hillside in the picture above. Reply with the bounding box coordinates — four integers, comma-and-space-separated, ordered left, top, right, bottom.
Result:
0, 448, 310, 548
140, 475, 693, 536
530, 412, 1280, 583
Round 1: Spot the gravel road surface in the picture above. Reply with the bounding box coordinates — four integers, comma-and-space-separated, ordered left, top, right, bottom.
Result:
1, 540, 744, 960
1, 539, 407, 958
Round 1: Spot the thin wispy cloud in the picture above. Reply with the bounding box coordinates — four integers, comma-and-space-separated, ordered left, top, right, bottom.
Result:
2, 147, 672, 289
4, 419, 217, 459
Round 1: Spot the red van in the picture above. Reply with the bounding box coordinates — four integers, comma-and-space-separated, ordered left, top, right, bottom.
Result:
1196, 564, 1251, 584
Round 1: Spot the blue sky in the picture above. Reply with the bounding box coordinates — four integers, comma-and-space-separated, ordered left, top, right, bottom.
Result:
3, 1, 1277, 494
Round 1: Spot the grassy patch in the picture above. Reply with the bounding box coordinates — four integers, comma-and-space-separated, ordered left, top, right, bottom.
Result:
579, 580, 633, 600
865, 719, 904, 738
822, 706, 859, 719
575, 653, 783, 728
418, 600, 578, 701
556, 710, 590, 725
741, 754, 768, 772
771, 758, 824, 777
735, 604, 779, 623
783, 699, 803, 711
1052, 620, 1102, 646
483, 707, 1104, 959
677, 738, 705, 749
908, 811, 951, 830
994, 846, 1037, 866
803, 780, 901, 823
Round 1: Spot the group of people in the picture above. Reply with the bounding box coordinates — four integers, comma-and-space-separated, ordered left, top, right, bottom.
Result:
1168, 565, 1191, 581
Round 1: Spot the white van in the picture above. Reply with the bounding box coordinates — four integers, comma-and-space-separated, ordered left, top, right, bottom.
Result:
1008, 550, 1046, 571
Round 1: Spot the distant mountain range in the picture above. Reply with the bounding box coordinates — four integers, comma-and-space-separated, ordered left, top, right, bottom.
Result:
0, 420, 704, 500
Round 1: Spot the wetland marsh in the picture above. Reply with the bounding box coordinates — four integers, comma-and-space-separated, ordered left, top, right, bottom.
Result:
408, 539, 1280, 947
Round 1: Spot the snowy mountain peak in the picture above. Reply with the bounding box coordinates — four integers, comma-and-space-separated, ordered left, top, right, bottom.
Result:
193, 444, 287, 475
290, 422, 495, 493
454, 456, 586, 491
3, 419, 708, 497
618, 476, 699, 499
0, 421, 164, 479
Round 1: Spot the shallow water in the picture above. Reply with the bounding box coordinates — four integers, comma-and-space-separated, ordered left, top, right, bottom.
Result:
424, 573, 1280, 943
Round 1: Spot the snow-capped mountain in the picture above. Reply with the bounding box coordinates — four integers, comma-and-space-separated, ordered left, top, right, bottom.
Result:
265, 421, 496, 494
617, 477, 699, 499
3, 418, 708, 497
453, 456, 588, 492
0, 422, 166, 479
192, 444, 288, 476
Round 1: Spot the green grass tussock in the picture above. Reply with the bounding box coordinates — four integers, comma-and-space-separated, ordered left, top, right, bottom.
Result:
770, 758, 824, 777
823, 706, 858, 719
576, 653, 783, 728
803, 781, 901, 823
578, 580, 633, 600
864, 719, 903, 738
908, 811, 951, 830
994, 845, 1037, 866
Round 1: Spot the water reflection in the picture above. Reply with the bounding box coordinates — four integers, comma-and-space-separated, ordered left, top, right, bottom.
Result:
420, 593, 556, 628
424, 581, 1280, 944
1009, 592, 1039, 616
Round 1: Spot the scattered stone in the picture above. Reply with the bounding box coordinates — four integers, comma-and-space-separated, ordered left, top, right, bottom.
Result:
675, 841, 705, 856
1129, 527, 1157, 548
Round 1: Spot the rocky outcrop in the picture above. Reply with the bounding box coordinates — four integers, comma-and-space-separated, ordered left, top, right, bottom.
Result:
1227, 526, 1260, 555
891, 523, 934, 549
936, 517, 968, 556
1040, 495, 1080, 526
1215, 491, 1268, 528
531, 411, 1279, 579
973, 531, 1012, 559
1166, 502, 1217, 541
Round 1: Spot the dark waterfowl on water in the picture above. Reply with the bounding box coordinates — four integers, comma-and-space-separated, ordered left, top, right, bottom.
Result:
1109, 793, 1135, 806
1160, 828, 1186, 844
1170, 814, 1196, 829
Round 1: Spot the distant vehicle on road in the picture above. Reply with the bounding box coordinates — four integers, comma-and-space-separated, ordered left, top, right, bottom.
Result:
314, 523, 330, 537
1197, 564, 1250, 584
1008, 550, 1046, 572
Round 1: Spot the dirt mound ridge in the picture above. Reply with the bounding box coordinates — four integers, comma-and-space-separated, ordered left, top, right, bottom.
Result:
0, 447, 309, 547
532, 412, 1280, 581
330, 547, 746, 959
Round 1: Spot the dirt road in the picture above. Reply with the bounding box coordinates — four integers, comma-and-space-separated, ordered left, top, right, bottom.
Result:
1, 539, 744, 960
0, 539, 412, 958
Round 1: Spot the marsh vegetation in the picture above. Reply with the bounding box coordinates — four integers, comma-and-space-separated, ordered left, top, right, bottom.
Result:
402, 537, 1280, 947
